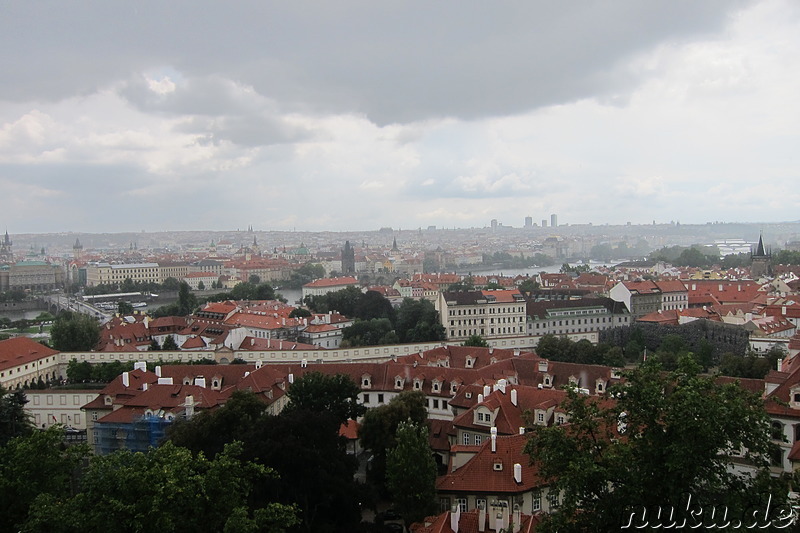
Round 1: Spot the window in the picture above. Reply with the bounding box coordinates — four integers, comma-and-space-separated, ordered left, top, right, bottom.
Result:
432, 399, 439, 409
377, 393, 384, 403
537, 412, 544, 423
363, 393, 370, 404
548, 491, 560, 509
532, 492, 541, 512
440, 498, 451, 513
456, 498, 467, 513
463, 432, 471, 445
474, 434, 482, 445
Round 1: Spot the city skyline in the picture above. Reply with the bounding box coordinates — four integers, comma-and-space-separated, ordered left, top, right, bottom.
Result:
1, 1, 799, 234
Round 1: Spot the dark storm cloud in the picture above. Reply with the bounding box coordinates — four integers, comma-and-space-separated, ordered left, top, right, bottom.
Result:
0, 1, 750, 124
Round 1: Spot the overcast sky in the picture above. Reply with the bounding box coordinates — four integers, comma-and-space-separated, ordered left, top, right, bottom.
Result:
1, 0, 798, 233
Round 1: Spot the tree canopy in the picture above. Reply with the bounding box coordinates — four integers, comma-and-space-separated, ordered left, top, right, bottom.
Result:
49, 311, 100, 351
23, 441, 298, 533
386, 420, 437, 526
359, 391, 428, 491
525, 356, 789, 532
0, 387, 34, 446
283, 372, 365, 425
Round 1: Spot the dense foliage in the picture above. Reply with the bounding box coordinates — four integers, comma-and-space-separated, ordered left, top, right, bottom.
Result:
168, 381, 365, 533
600, 321, 750, 364
525, 357, 789, 532
49, 311, 101, 351
23, 441, 297, 533
359, 391, 428, 491
386, 420, 437, 525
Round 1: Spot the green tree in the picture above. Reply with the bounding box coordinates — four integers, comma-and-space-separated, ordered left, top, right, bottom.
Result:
341, 318, 397, 347
149, 338, 162, 351
197, 281, 205, 291
517, 278, 540, 293
162, 277, 181, 291
359, 391, 428, 491
463, 334, 489, 347
117, 301, 134, 315
23, 441, 298, 533
283, 372, 365, 425
0, 387, 34, 445
162, 335, 179, 351
169, 390, 268, 459
354, 290, 395, 322
394, 298, 445, 343
0, 426, 89, 532
249, 274, 261, 285
386, 420, 437, 526
120, 277, 136, 293
50, 311, 100, 352
34, 311, 55, 323
288, 308, 311, 319
66, 359, 93, 383
177, 281, 198, 316
525, 356, 786, 532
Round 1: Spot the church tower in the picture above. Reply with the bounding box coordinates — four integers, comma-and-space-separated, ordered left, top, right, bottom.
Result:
751, 233, 771, 279
0, 230, 13, 263
342, 241, 355, 274
73, 238, 83, 260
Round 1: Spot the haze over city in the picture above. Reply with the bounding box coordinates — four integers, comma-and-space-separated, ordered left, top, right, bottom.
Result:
1, 1, 799, 234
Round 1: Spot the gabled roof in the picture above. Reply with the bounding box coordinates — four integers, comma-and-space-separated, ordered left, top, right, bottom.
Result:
437, 433, 545, 494
0, 337, 59, 372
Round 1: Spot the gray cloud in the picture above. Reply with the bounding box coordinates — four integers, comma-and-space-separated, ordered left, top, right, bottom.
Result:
0, 1, 750, 124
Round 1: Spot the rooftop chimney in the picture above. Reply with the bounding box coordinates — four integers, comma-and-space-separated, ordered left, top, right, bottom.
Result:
519, 426, 525, 435
477, 393, 484, 403
491, 427, 497, 453
538, 360, 548, 372
478, 501, 486, 532
510, 389, 518, 406
134, 361, 147, 372
497, 379, 507, 394
155, 365, 162, 377
194, 377, 206, 388
288, 373, 294, 384
184, 395, 195, 419
450, 505, 460, 533
483, 384, 491, 397
157, 377, 173, 385
122, 372, 129, 388
255, 360, 263, 369
143, 383, 148, 391
514, 463, 522, 484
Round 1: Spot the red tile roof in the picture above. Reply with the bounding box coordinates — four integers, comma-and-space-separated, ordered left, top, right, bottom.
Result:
0, 337, 59, 372
437, 433, 545, 494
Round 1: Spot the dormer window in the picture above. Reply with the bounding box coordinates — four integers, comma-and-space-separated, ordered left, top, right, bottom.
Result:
413, 379, 422, 390
568, 376, 578, 386
395, 377, 404, 390
493, 460, 503, 471
543, 374, 552, 387
183, 377, 191, 385
596, 379, 606, 394
362, 375, 371, 389
465, 356, 475, 368
432, 381, 440, 393
791, 388, 800, 408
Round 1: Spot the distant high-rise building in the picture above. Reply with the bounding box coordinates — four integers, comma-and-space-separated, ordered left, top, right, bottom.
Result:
524, 216, 533, 228
542, 219, 548, 228
551, 214, 558, 228
491, 219, 498, 231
